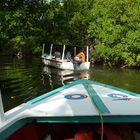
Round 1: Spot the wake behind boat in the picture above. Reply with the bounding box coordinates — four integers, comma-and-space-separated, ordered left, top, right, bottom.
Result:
41, 43, 90, 70
1, 79, 140, 140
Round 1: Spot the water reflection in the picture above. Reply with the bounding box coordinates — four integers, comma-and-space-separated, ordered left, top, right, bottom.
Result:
42, 66, 90, 86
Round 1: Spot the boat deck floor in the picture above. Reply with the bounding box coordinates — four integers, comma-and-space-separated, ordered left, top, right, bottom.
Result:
7, 122, 140, 140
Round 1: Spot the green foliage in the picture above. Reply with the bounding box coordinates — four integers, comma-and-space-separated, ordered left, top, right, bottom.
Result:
0, 0, 140, 67
136, 55, 140, 66
86, 0, 140, 67
10, 36, 25, 46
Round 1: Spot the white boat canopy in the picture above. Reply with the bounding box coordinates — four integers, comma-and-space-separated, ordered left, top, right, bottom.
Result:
41, 43, 90, 70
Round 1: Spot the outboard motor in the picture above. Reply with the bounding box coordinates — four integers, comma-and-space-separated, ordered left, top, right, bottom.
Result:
74, 56, 82, 69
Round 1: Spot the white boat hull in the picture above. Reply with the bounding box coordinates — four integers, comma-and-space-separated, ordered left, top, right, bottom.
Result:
1, 79, 140, 139
42, 55, 90, 70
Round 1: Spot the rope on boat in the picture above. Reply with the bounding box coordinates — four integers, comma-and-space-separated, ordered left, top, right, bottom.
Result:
83, 83, 106, 140
99, 112, 104, 140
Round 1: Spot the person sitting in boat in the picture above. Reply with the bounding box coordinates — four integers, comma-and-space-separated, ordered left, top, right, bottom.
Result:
55, 51, 61, 59
65, 51, 71, 60
74, 49, 85, 65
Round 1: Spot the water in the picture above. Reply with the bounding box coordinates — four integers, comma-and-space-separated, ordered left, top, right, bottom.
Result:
0, 56, 140, 112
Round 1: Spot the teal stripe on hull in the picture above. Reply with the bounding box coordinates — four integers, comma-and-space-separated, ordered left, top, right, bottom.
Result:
83, 81, 110, 114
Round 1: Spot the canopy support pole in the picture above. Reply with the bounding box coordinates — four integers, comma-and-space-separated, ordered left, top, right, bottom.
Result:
62, 45, 65, 61
0, 89, 5, 123
50, 44, 53, 57
74, 47, 76, 56
42, 43, 45, 55
86, 46, 89, 62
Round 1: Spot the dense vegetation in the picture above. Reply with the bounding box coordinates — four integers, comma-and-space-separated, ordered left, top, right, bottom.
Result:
0, 0, 140, 67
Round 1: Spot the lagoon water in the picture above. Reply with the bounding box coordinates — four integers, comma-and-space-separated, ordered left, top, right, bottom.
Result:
0, 56, 140, 112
